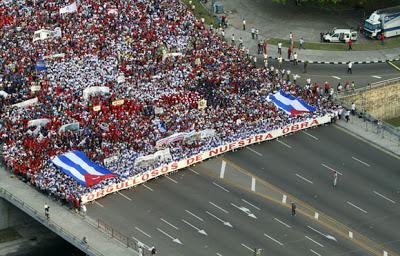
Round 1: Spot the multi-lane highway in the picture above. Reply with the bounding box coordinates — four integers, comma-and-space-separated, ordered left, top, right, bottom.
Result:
87, 124, 400, 256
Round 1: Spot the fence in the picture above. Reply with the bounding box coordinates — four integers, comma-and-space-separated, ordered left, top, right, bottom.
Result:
97, 218, 154, 256
0, 187, 104, 256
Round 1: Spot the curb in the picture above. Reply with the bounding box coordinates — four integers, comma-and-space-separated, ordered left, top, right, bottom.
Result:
267, 56, 400, 65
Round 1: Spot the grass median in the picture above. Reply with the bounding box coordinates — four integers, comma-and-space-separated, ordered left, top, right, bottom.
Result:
385, 117, 400, 127
181, 0, 218, 27
268, 37, 400, 51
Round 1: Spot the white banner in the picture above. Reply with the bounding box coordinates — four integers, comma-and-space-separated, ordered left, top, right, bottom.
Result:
134, 148, 172, 168
59, 122, 80, 133
12, 98, 38, 108
0, 90, 9, 98
82, 86, 110, 100
81, 116, 331, 203
200, 129, 215, 139
33, 29, 53, 42
60, 2, 77, 14
27, 118, 50, 128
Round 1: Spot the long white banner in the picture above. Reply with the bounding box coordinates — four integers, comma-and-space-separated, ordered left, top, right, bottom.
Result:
81, 115, 331, 203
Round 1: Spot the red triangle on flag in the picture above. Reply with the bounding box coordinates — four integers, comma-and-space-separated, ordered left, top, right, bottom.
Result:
84, 173, 115, 187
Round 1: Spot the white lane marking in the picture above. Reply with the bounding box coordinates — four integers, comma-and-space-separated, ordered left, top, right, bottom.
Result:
321, 163, 343, 175
94, 201, 104, 208
216, 253, 223, 256
276, 139, 292, 148
135, 227, 151, 238
247, 147, 263, 156
230, 203, 257, 219
160, 218, 179, 230
241, 199, 261, 210
206, 211, 233, 228
347, 201, 368, 214
156, 228, 183, 245
373, 191, 396, 204
241, 243, 255, 252
181, 219, 207, 235
212, 182, 230, 192
295, 173, 313, 184
143, 184, 154, 191
117, 191, 132, 201
165, 175, 178, 184
274, 218, 291, 228
310, 249, 322, 256
185, 210, 204, 222
351, 156, 370, 167
131, 235, 151, 248
209, 201, 229, 213
251, 177, 256, 191
305, 236, 324, 247
372, 75, 382, 79
188, 168, 199, 175
264, 233, 284, 246
332, 75, 341, 80
220, 161, 226, 178
302, 131, 319, 140
307, 226, 337, 242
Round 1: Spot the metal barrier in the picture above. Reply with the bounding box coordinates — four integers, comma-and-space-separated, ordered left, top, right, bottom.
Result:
0, 187, 105, 256
97, 219, 154, 256
337, 76, 400, 97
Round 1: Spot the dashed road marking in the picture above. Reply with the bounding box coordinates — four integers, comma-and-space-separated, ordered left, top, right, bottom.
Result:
220, 161, 226, 178
165, 175, 178, 184
351, 156, 370, 167
135, 227, 151, 238
310, 249, 322, 256
276, 139, 292, 148
373, 190, 396, 204
161, 218, 179, 230
331, 75, 341, 80
188, 168, 199, 175
251, 177, 256, 191
274, 218, 291, 228
302, 131, 319, 140
143, 184, 154, 191
295, 173, 313, 184
347, 201, 368, 214
247, 147, 263, 156
388, 61, 400, 71
241, 199, 260, 210
372, 75, 382, 79
241, 243, 255, 252
117, 191, 132, 201
321, 163, 343, 175
305, 236, 324, 247
216, 253, 223, 256
209, 201, 229, 214
212, 182, 230, 192
185, 210, 204, 222
94, 201, 104, 208
264, 233, 284, 246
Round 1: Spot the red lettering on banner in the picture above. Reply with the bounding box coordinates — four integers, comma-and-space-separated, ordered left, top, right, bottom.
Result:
300, 122, 309, 129
161, 166, 169, 173
291, 124, 299, 132
195, 155, 202, 162
96, 190, 105, 198
255, 135, 263, 142
106, 186, 114, 193
283, 127, 290, 134
310, 119, 319, 126
141, 173, 149, 182
186, 157, 195, 165
265, 133, 273, 139
219, 145, 229, 153
247, 137, 253, 144
228, 142, 236, 150
171, 162, 178, 170
151, 169, 159, 177
87, 194, 95, 201
131, 177, 139, 185
238, 140, 245, 147
116, 182, 127, 190
209, 148, 219, 157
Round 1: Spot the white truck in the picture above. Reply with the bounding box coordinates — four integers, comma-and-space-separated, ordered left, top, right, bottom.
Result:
364, 6, 400, 39
323, 28, 357, 43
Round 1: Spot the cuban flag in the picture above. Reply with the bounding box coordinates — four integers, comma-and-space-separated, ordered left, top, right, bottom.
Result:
35, 60, 47, 72
51, 151, 115, 187
268, 90, 316, 116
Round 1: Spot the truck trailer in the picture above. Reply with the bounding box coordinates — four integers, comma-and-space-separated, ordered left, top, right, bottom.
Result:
364, 5, 400, 39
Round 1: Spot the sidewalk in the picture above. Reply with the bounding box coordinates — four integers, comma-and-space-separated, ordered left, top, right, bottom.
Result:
335, 117, 400, 157
224, 25, 400, 64
0, 167, 137, 256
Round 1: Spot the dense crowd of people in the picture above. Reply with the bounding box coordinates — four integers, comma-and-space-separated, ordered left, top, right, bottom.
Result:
0, 0, 337, 205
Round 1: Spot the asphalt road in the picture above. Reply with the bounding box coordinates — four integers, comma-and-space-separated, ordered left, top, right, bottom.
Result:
222, 125, 400, 254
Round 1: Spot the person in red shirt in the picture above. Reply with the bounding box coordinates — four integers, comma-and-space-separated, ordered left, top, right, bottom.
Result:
380, 33, 385, 45
348, 39, 352, 50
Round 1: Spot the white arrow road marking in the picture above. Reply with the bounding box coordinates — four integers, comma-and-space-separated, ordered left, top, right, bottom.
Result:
373, 191, 396, 204
241, 243, 255, 252
372, 75, 382, 79
206, 211, 233, 228
160, 218, 179, 230
185, 210, 204, 222
295, 173, 313, 184
274, 218, 291, 228
321, 163, 343, 175
230, 203, 257, 219
241, 199, 260, 210
302, 131, 319, 140
307, 226, 337, 241
212, 182, 230, 192
351, 156, 370, 167
117, 191, 132, 201
135, 227, 151, 238
156, 228, 183, 245
331, 75, 341, 80
209, 201, 229, 213
305, 236, 324, 247
310, 249, 322, 256
347, 201, 368, 214
181, 219, 207, 236
264, 233, 284, 246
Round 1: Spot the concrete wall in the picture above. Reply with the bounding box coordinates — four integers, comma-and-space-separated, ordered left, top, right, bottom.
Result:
0, 198, 9, 230
341, 82, 400, 120
0, 198, 33, 230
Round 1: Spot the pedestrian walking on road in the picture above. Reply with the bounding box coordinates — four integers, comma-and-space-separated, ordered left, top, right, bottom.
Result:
239, 37, 243, 48
231, 34, 235, 45
44, 203, 50, 220
347, 62, 353, 74
251, 27, 255, 39
277, 42, 282, 55
303, 60, 308, 73
242, 18, 246, 30
293, 52, 298, 65
380, 33, 385, 45
287, 47, 292, 60
289, 32, 293, 45
348, 39, 353, 50
351, 102, 356, 115
299, 37, 304, 49
333, 171, 338, 188
255, 29, 259, 40
345, 110, 350, 122
291, 202, 296, 216
277, 56, 283, 69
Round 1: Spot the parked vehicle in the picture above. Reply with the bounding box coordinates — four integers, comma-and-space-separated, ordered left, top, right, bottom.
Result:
323, 28, 357, 43
364, 5, 400, 39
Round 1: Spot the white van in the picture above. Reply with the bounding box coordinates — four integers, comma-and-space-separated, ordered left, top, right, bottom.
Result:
323, 29, 358, 43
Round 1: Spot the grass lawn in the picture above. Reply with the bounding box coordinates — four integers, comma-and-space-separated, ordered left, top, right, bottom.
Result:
385, 117, 400, 127
0, 228, 21, 243
267, 37, 400, 51
180, 0, 218, 27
